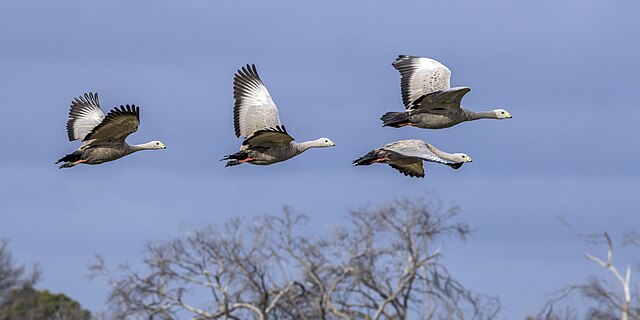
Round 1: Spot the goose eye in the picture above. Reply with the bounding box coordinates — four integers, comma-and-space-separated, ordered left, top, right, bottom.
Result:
501, 112, 505, 114
156, 143, 159, 145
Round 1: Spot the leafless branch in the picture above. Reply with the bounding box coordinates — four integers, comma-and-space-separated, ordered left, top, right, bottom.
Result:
539, 228, 638, 320
92, 196, 499, 319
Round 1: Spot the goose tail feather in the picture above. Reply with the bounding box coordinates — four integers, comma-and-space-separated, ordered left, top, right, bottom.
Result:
381, 111, 410, 127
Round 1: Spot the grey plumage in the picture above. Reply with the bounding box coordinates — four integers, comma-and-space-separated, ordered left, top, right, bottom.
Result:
223, 140, 333, 166
224, 64, 334, 167
381, 55, 512, 129
353, 139, 471, 178
56, 93, 165, 169
57, 144, 146, 168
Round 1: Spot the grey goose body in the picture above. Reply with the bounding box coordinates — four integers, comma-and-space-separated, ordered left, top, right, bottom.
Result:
381, 55, 512, 129
223, 65, 334, 167
56, 93, 165, 168
353, 139, 472, 178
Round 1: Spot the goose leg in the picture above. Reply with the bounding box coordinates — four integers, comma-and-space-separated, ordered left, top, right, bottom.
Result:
58, 159, 87, 169
225, 160, 240, 167
225, 158, 255, 167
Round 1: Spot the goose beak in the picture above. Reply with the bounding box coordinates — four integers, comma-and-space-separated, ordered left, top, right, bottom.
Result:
160, 143, 166, 149
506, 112, 512, 119
467, 157, 473, 162
330, 142, 336, 147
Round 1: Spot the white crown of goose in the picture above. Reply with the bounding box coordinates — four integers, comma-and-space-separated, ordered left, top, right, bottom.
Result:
317, 137, 335, 147
452, 153, 472, 162
143, 140, 166, 149
492, 109, 512, 119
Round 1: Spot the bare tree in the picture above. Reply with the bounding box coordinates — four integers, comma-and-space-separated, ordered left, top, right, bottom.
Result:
539, 230, 639, 320
92, 196, 500, 319
0, 239, 39, 301
0, 239, 24, 297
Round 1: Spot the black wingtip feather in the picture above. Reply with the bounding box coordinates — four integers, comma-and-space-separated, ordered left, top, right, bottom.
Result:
393, 55, 416, 67
352, 150, 379, 166
447, 162, 464, 170
233, 63, 265, 138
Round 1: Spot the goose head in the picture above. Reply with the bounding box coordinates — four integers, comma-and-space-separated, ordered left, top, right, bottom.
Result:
451, 153, 472, 163
493, 109, 512, 119
145, 141, 167, 150
316, 138, 336, 148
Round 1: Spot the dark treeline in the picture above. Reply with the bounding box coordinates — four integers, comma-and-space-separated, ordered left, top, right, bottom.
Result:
0, 239, 91, 320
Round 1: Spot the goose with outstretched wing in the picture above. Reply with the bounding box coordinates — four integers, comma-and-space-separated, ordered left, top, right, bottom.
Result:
56, 93, 165, 168
381, 55, 512, 129
222, 64, 334, 167
353, 139, 472, 178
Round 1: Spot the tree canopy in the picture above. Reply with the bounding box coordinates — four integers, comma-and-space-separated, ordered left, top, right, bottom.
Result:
0, 240, 91, 320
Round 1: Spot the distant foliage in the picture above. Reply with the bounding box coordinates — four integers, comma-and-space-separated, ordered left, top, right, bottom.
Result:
0, 239, 39, 303
0, 285, 91, 320
0, 239, 91, 320
93, 196, 500, 320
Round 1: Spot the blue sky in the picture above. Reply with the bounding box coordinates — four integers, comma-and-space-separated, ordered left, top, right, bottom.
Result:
1, 0, 639, 318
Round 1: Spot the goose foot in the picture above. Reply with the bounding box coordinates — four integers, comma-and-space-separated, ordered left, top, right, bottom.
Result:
59, 159, 87, 169
225, 160, 240, 167
225, 158, 255, 167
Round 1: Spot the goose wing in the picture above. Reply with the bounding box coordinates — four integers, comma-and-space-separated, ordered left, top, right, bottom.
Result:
381, 139, 448, 165
66, 92, 105, 141
408, 86, 471, 115
393, 55, 451, 108
234, 64, 294, 148
387, 160, 425, 178
242, 126, 293, 148
83, 105, 140, 146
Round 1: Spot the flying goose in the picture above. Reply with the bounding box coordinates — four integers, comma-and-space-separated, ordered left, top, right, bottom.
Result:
56, 93, 165, 168
381, 55, 512, 129
222, 64, 335, 167
353, 139, 472, 178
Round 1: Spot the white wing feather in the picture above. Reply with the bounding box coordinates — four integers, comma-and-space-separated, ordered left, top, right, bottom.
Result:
66, 92, 105, 141
393, 56, 452, 108
233, 65, 284, 138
